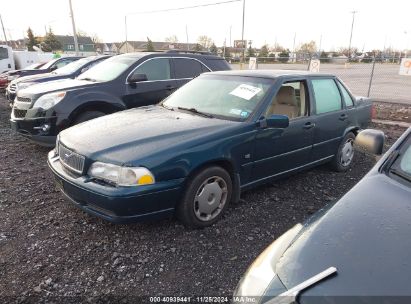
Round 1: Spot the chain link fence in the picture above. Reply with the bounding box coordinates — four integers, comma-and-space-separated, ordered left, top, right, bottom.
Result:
230, 56, 411, 104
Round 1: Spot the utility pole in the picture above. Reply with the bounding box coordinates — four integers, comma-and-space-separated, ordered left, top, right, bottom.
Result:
0, 14, 8, 46
186, 25, 189, 50
240, 0, 245, 69
348, 11, 357, 60
292, 32, 296, 62
229, 25, 232, 47
68, 0, 79, 55
124, 16, 128, 53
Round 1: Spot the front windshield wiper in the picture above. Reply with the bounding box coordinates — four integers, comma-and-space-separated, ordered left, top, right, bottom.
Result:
390, 168, 411, 183
79, 77, 98, 82
161, 103, 174, 111
177, 107, 214, 118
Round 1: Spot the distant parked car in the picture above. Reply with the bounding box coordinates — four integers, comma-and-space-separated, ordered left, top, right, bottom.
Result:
48, 70, 372, 227
0, 62, 46, 92
7, 55, 110, 105
11, 51, 231, 146
234, 127, 411, 304
5, 56, 82, 84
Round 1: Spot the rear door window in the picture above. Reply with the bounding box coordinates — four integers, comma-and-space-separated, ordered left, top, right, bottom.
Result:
173, 58, 206, 79
132, 58, 171, 81
312, 78, 342, 114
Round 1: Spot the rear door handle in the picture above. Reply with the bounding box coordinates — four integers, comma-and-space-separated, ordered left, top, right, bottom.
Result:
303, 122, 315, 129
339, 114, 348, 121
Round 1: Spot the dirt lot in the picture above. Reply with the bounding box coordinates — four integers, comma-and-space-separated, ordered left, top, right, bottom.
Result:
0, 96, 408, 303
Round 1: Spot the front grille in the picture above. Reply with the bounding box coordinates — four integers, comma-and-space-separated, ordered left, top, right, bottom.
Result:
16, 96, 31, 103
13, 108, 27, 118
9, 84, 16, 93
58, 143, 85, 174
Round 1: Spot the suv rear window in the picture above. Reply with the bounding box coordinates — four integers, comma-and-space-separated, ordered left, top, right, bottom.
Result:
173, 58, 206, 79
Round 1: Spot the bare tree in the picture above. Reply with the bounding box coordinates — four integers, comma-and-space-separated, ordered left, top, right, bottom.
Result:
165, 35, 178, 43
197, 35, 213, 49
297, 40, 317, 54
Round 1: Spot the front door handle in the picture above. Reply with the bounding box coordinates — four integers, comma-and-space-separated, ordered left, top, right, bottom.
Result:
339, 114, 348, 121
303, 122, 315, 129
166, 85, 176, 91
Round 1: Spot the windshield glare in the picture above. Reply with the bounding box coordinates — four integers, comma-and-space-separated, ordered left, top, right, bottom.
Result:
78, 55, 138, 82
163, 75, 273, 120
54, 57, 95, 75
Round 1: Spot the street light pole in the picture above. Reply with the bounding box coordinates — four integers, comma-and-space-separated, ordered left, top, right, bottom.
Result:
68, 0, 79, 55
240, 0, 245, 69
0, 14, 8, 46
125, 16, 128, 53
348, 10, 357, 60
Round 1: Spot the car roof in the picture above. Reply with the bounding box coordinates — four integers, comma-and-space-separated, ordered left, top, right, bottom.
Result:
206, 69, 336, 79
122, 51, 223, 60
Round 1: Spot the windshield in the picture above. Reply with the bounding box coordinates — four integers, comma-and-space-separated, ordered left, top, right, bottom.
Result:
40, 58, 60, 70
77, 55, 138, 82
162, 74, 273, 121
389, 135, 411, 185
54, 57, 95, 75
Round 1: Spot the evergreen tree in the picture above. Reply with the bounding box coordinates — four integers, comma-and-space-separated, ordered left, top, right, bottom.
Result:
209, 43, 218, 55
146, 37, 155, 52
26, 27, 38, 51
259, 45, 269, 58
278, 49, 290, 63
41, 28, 62, 52
246, 45, 255, 58
194, 44, 202, 51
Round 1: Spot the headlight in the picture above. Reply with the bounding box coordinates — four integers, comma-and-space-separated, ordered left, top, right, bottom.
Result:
88, 162, 155, 187
33, 91, 66, 110
7, 75, 18, 81
233, 224, 303, 299
17, 82, 35, 90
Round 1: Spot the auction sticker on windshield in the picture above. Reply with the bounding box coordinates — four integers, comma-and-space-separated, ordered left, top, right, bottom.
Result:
229, 84, 262, 100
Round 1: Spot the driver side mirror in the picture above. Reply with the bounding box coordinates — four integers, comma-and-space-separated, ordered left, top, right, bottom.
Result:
49, 65, 58, 71
354, 129, 385, 155
261, 114, 289, 129
128, 73, 148, 83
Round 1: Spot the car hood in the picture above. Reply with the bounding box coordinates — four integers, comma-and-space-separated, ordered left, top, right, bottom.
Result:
15, 72, 68, 84
274, 173, 411, 300
18, 78, 93, 97
59, 106, 239, 165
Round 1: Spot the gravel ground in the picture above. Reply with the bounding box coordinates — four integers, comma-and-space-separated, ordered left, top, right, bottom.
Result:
0, 96, 407, 303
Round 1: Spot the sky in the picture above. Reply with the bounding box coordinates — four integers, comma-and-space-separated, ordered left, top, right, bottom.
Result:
1, 0, 411, 51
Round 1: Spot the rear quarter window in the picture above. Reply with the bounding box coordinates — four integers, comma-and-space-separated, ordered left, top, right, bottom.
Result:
203, 58, 231, 71
337, 80, 354, 107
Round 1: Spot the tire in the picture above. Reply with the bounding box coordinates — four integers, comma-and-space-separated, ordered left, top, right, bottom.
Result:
177, 166, 232, 228
330, 132, 356, 172
74, 111, 105, 125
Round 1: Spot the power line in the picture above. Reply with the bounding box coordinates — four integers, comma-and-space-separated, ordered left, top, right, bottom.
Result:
126, 0, 241, 16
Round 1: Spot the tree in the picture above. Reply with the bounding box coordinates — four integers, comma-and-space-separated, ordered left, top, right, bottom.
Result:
298, 40, 317, 55
319, 51, 330, 63
223, 47, 231, 59
278, 49, 290, 63
146, 37, 155, 52
26, 27, 38, 51
246, 45, 255, 58
193, 44, 202, 51
271, 42, 284, 52
41, 28, 62, 52
209, 43, 218, 55
259, 44, 269, 58
197, 35, 213, 49
165, 35, 178, 43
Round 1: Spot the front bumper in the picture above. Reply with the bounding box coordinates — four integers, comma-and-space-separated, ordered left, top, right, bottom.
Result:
10, 116, 58, 146
47, 151, 184, 223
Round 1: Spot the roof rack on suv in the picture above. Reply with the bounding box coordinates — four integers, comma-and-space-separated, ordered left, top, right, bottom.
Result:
165, 50, 214, 55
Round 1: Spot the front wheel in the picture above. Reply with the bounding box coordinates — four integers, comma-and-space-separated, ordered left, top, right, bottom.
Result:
330, 132, 356, 172
177, 166, 232, 228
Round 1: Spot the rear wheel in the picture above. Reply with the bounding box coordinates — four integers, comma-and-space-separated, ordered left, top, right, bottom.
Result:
330, 132, 355, 172
177, 166, 232, 228
74, 111, 105, 125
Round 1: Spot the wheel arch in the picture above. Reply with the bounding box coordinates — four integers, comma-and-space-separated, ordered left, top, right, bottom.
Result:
69, 101, 126, 126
